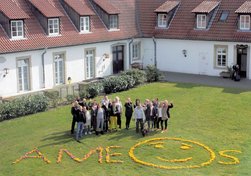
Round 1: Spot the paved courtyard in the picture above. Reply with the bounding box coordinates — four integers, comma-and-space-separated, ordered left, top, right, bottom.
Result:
161, 71, 251, 90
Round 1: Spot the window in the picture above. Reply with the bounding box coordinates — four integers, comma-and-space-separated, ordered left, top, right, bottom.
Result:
219, 11, 229, 22
17, 59, 30, 91
85, 49, 95, 79
215, 46, 227, 68
197, 14, 207, 29
54, 54, 65, 85
132, 42, 141, 60
48, 18, 59, 35
157, 14, 167, 28
80, 16, 90, 32
11, 20, 24, 39
240, 15, 250, 30
109, 15, 118, 29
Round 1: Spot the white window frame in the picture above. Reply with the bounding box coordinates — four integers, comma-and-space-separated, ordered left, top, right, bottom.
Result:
85, 49, 95, 79
80, 16, 90, 33
48, 18, 59, 36
109, 15, 118, 29
17, 58, 30, 92
197, 14, 207, 29
11, 20, 24, 39
132, 42, 141, 61
157, 13, 167, 28
240, 15, 250, 30
215, 46, 227, 68
54, 53, 65, 85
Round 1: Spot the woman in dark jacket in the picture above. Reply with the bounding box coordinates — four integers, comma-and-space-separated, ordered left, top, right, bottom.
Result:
71, 101, 79, 134
124, 98, 133, 129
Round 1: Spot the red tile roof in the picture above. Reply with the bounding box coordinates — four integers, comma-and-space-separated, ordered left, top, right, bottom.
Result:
0, 0, 137, 54
92, 0, 120, 14
0, 0, 29, 19
138, 0, 251, 42
235, 1, 251, 14
27, 0, 64, 17
191, 1, 220, 13
64, 0, 95, 16
154, 1, 180, 13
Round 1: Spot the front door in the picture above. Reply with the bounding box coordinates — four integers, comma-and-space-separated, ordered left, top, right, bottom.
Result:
236, 45, 248, 78
112, 45, 124, 74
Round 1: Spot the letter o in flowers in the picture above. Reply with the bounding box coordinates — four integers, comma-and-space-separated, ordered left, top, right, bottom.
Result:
129, 137, 216, 170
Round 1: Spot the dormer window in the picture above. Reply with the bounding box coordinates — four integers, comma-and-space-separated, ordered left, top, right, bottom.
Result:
80, 16, 90, 32
235, 1, 251, 31
240, 15, 250, 30
196, 14, 207, 29
158, 14, 167, 28
192, 1, 220, 30
11, 20, 24, 39
109, 15, 118, 29
48, 18, 59, 36
90, 0, 120, 30
154, 1, 180, 29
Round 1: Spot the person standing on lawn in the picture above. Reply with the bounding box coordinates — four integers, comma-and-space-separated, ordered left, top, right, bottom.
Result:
133, 101, 145, 134
71, 101, 79, 134
76, 106, 86, 142
115, 96, 122, 129
161, 100, 174, 133
124, 97, 133, 129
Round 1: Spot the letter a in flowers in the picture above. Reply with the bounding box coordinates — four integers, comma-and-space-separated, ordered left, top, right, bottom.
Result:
13, 148, 51, 164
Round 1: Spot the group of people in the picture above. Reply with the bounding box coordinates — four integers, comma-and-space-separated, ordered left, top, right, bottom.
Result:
70, 96, 174, 142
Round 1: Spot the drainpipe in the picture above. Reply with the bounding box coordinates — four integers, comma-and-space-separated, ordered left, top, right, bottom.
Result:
41, 48, 47, 88
152, 36, 157, 67
128, 38, 134, 68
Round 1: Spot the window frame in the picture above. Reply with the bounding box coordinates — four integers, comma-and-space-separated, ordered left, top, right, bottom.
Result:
132, 42, 141, 61
239, 15, 250, 30
48, 18, 60, 36
11, 20, 24, 39
109, 15, 118, 30
157, 13, 168, 28
80, 16, 90, 33
16, 57, 31, 92
85, 48, 96, 79
196, 14, 207, 29
53, 52, 66, 85
214, 45, 228, 69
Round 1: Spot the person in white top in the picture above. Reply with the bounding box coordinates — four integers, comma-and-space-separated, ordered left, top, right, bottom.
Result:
115, 96, 122, 129
157, 101, 163, 130
84, 106, 92, 135
133, 101, 145, 134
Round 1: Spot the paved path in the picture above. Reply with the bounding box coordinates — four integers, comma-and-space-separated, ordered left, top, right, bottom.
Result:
161, 71, 251, 90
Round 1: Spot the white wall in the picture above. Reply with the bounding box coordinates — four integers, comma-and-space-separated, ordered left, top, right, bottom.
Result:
142, 38, 250, 78
0, 40, 130, 98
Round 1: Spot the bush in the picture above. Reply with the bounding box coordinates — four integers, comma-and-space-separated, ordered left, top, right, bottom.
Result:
145, 65, 162, 82
86, 82, 103, 98
44, 90, 60, 107
0, 94, 48, 121
120, 68, 146, 85
103, 75, 135, 94
66, 94, 76, 103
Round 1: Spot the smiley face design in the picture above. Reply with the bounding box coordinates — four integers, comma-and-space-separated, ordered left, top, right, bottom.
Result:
129, 137, 216, 170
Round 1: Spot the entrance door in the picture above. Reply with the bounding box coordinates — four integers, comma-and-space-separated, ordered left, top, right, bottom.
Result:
236, 45, 248, 78
112, 45, 124, 74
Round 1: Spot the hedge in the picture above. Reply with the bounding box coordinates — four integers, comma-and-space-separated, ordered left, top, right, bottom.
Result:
0, 94, 48, 121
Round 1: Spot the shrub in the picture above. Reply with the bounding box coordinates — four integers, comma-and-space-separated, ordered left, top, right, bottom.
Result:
86, 82, 103, 98
102, 75, 135, 94
66, 94, 76, 103
145, 65, 162, 82
120, 68, 146, 85
44, 90, 60, 107
0, 94, 48, 121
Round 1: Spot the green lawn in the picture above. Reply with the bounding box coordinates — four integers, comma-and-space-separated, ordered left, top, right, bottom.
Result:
1, 82, 251, 176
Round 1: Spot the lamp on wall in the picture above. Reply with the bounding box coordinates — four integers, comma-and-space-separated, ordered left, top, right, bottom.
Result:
182, 49, 187, 57
67, 77, 72, 84
3, 68, 9, 77
102, 53, 109, 61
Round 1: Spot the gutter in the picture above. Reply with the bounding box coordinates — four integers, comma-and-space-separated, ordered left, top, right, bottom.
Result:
152, 37, 157, 67
128, 38, 134, 68
41, 48, 47, 88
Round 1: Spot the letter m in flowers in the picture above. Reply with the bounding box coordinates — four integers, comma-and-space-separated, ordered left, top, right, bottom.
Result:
57, 147, 103, 163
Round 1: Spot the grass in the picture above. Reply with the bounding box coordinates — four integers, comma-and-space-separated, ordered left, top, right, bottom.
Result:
0, 82, 251, 176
